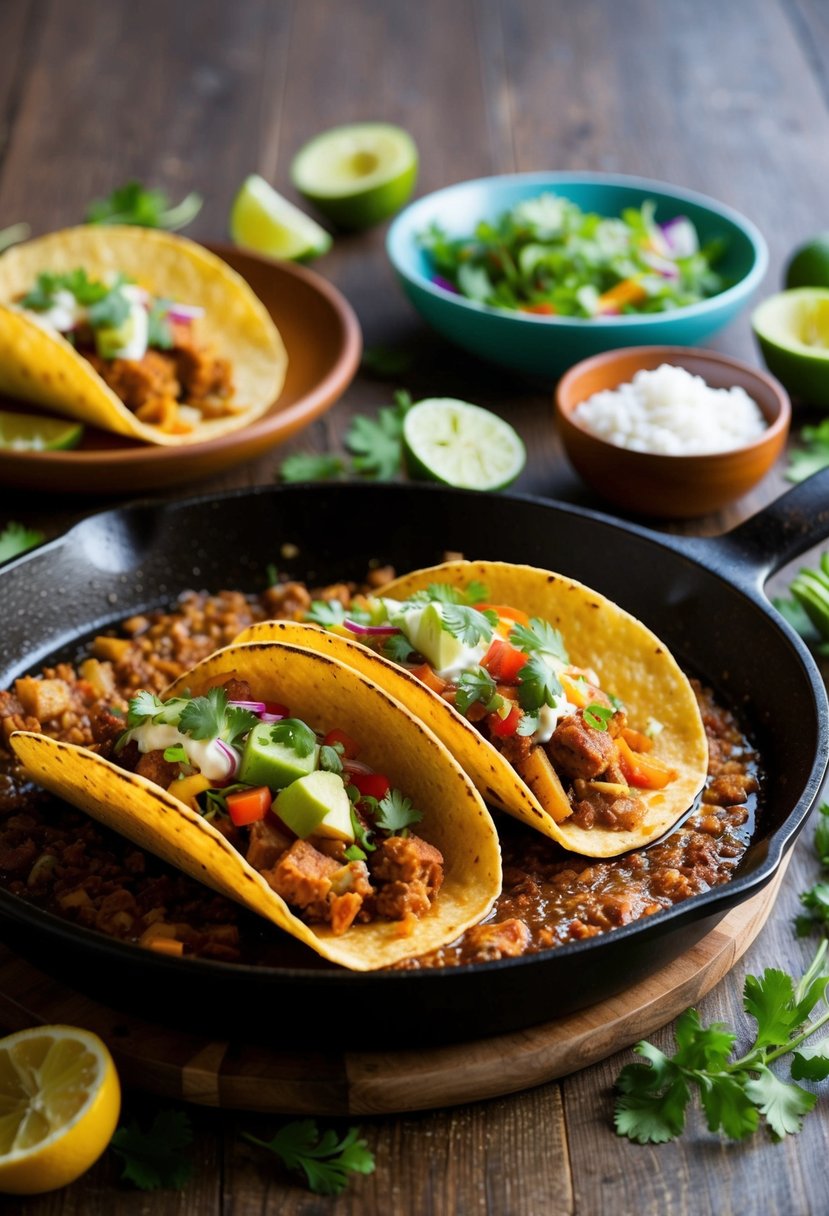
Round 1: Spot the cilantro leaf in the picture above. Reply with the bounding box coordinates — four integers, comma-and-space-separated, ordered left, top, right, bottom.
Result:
382, 632, 416, 663
509, 618, 568, 662
243, 1120, 375, 1197
786, 419, 829, 484
280, 452, 346, 483
319, 742, 344, 774
178, 687, 227, 741
743, 1067, 816, 1140
110, 1109, 194, 1191
346, 406, 405, 480
374, 788, 423, 835
0, 521, 44, 563
815, 802, 829, 868
126, 689, 168, 728
147, 300, 174, 349
223, 704, 259, 747
86, 180, 203, 231
584, 703, 614, 731
698, 1073, 760, 1140
455, 666, 502, 715
791, 1037, 829, 1081
306, 599, 349, 628
440, 604, 496, 646
744, 968, 802, 1048
796, 882, 829, 937
271, 717, 316, 758
87, 286, 131, 330
517, 653, 562, 712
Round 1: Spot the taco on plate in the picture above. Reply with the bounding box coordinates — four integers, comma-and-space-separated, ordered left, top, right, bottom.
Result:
0, 226, 286, 444
235, 561, 709, 858
10, 641, 501, 971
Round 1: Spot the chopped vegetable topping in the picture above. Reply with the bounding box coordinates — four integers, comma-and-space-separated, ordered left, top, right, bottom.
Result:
584, 703, 614, 731
270, 717, 317, 757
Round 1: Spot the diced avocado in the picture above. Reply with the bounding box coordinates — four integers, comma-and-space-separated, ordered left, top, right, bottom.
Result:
238, 721, 319, 790
274, 770, 354, 842
392, 601, 467, 672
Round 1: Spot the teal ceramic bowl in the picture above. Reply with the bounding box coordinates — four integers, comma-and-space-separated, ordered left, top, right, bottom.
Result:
386, 172, 768, 378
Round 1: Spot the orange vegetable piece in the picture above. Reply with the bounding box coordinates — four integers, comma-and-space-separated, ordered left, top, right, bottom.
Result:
616, 737, 677, 789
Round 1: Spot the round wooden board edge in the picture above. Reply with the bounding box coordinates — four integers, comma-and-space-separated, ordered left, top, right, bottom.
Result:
0, 866, 786, 1116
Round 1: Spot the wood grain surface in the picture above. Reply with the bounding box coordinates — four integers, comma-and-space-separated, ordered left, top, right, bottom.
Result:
0, 1, 827, 1213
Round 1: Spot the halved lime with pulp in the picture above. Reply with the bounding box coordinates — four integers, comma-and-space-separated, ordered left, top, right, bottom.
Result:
229, 174, 332, 260
752, 289, 829, 407
403, 398, 526, 491
0, 410, 84, 452
291, 123, 418, 230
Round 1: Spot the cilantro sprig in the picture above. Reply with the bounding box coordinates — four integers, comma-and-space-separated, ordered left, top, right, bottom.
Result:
306, 599, 370, 629
407, 580, 490, 607
0, 521, 44, 563
179, 688, 257, 746
440, 603, 497, 647
509, 617, 568, 662
243, 1120, 375, 1196
517, 652, 562, 713
455, 666, 503, 716
374, 788, 423, 835
270, 717, 317, 758
85, 180, 203, 231
110, 1109, 195, 1191
277, 391, 413, 483
786, 419, 829, 484
615, 942, 829, 1143
796, 802, 829, 937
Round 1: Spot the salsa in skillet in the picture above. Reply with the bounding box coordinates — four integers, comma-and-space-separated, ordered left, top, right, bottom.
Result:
0, 574, 759, 969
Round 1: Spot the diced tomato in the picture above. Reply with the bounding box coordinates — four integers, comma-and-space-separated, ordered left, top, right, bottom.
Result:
616, 737, 677, 789
349, 772, 391, 801
226, 785, 273, 826
264, 701, 290, 717
482, 637, 528, 683
487, 704, 523, 738
323, 728, 360, 758
409, 663, 448, 695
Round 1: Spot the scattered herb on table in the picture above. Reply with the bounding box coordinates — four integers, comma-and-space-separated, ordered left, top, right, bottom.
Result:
110, 1109, 195, 1191
786, 419, 829, 484
614, 801, 829, 1144
772, 552, 829, 656
278, 390, 412, 483
796, 801, 829, 937
361, 344, 415, 377
0, 222, 30, 254
243, 1120, 375, 1196
0, 521, 45, 562
85, 180, 203, 231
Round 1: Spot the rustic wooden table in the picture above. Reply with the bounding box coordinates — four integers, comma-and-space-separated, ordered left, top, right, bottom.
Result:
1, 1, 828, 1212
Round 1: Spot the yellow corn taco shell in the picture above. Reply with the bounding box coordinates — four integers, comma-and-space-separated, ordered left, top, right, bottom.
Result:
237, 562, 708, 858
10, 642, 501, 971
0, 226, 286, 445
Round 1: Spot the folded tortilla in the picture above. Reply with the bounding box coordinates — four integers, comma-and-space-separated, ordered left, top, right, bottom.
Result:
11, 642, 501, 971
0, 225, 286, 445
235, 561, 709, 857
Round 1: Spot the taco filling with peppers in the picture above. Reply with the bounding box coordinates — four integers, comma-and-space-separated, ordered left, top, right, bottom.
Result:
0, 226, 286, 445
10, 641, 501, 971
236, 561, 708, 858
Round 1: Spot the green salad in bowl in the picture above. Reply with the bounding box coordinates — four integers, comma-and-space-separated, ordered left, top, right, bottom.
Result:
420, 193, 727, 319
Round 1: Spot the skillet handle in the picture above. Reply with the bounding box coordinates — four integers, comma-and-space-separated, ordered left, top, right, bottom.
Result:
685, 469, 829, 593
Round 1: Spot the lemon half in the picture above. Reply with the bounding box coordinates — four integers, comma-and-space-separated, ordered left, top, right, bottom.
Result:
0, 1025, 121, 1195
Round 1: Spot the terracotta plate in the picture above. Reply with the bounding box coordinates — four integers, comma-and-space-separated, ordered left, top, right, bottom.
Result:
0, 244, 362, 494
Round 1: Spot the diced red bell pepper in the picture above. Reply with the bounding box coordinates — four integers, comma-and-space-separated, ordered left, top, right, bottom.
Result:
520, 302, 557, 315
323, 728, 360, 758
487, 703, 523, 738
482, 637, 529, 683
349, 772, 391, 801
616, 737, 677, 790
226, 785, 272, 826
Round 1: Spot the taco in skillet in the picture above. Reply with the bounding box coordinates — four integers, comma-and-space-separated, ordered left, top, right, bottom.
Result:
234, 561, 708, 858
0, 226, 286, 444
10, 642, 501, 971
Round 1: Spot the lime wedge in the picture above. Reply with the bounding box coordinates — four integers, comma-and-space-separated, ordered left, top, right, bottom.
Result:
229, 174, 332, 260
291, 123, 418, 230
402, 398, 526, 491
0, 410, 84, 452
752, 288, 829, 406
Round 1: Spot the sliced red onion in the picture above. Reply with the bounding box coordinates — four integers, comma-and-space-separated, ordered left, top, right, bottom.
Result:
259, 711, 284, 723
659, 216, 698, 259
229, 699, 267, 712
167, 303, 205, 323
344, 618, 400, 636
641, 251, 680, 280
343, 758, 374, 776
215, 738, 239, 780
432, 274, 459, 294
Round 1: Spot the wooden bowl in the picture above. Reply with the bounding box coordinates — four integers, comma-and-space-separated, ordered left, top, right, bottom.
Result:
555, 347, 791, 518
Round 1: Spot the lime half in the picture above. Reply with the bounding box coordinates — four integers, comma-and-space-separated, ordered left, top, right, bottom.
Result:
229, 174, 332, 261
291, 123, 418, 230
403, 398, 526, 491
752, 288, 829, 406
0, 410, 84, 452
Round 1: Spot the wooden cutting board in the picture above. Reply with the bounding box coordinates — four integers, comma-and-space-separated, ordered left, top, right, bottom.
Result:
0, 869, 784, 1115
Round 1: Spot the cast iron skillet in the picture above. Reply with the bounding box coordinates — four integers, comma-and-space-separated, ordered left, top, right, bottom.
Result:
1, 476, 828, 1047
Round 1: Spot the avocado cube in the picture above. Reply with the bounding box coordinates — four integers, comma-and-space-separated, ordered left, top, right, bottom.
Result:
274, 770, 354, 842
238, 721, 319, 790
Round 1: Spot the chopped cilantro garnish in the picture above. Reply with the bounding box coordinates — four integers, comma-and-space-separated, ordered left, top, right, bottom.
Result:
584, 703, 614, 731
455, 666, 502, 716
280, 452, 346, 483
374, 788, 423, 835
319, 742, 344, 774
111, 1109, 195, 1191
87, 285, 131, 330
125, 690, 168, 728
510, 617, 568, 662
440, 604, 497, 646
270, 717, 316, 758
306, 599, 370, 629
382, 632, 416, 663
85, 181, 203, 231
147, 299, 174, 349
21, 269, 112, 311
517, 652, 562, 712
408, 580, 490, 607
0, 521, 44, 563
